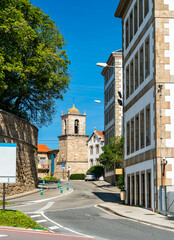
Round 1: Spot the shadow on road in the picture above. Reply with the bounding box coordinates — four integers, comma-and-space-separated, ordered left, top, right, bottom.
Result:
93, 192, 121, 203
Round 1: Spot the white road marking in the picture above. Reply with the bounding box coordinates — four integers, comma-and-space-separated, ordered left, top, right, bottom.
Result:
36, 219, 47, 223
0, 235, 8, 238
36, 202, 54, 213
30, 189, 73, 203
30, 214, 41, 218
9, 189, 74, 209
49, 226, 60, 230
41, 212, 94, 238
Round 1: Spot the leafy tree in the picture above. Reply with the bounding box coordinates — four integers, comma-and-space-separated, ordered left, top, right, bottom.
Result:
0, 0, 70, 126
99, 136, 123, 170
87, 165, 104, 180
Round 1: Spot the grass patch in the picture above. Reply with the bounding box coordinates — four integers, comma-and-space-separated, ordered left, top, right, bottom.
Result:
0, 210, 46, 230
0, 201, 13, 206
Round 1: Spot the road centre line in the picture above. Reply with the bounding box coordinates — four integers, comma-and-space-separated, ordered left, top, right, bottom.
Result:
36, 202, 54, 213
30, 189, 73, 203
10, 189, 74, 209
41, 212, 94, 239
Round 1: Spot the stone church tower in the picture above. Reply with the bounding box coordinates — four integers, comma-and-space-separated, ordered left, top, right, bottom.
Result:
58, 104, 88, 179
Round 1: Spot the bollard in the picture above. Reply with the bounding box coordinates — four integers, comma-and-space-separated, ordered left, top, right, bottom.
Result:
58, 181, 60, 188
40, 187, 43, 195
43, 180, 45, 186
60, 186, 63, 193
67, 183, 69, 190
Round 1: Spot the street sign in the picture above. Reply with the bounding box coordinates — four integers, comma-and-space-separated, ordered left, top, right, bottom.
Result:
115, 168, 123, 175
0, 143, 17, 183
61, 163, 65, 168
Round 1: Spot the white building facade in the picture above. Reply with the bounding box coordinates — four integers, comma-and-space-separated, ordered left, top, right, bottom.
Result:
100, 50, 123, 184
87, 130, 104, 169
115, 0, 174, 211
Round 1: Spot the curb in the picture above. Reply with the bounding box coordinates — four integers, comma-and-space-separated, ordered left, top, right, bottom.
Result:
0, 185, 50, 201
97, 204, 174, 231
92, 181, 120, 193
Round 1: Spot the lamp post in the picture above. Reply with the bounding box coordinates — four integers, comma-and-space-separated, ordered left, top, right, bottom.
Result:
96, 63, 122, 68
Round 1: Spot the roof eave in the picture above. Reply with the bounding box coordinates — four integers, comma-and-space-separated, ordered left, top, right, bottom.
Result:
115, 0, 127, 18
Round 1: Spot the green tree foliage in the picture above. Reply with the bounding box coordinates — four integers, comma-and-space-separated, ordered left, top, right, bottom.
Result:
0, 0, 70, 126
87, 165, 104, 180
99, 136, 123, 170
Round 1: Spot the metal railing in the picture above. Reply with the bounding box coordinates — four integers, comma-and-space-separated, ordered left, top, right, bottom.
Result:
159, 185, 174, 216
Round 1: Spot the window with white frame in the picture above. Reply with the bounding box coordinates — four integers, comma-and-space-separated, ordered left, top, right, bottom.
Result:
125, 34, 151, 100
126, 104, 151, 156
124, 0, 150, 50
131, 118, 135, 153
96, 144, 99, 154
90, 146, 93, 155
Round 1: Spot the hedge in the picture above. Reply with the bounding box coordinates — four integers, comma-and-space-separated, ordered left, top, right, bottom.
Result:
43, 175, 58, 181
70, 174, 85, 180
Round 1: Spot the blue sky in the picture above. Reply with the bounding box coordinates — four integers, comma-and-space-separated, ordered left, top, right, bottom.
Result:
30, 0, 122, 149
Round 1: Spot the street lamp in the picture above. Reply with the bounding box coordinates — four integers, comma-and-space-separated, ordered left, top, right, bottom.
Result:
96, 62, 122, 68
94, 100, 107, 104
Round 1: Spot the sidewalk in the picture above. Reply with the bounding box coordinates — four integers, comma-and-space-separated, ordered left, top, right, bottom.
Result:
93, 180, 174, 231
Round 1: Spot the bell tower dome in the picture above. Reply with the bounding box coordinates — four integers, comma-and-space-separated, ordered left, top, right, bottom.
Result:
61, 103, 86, 136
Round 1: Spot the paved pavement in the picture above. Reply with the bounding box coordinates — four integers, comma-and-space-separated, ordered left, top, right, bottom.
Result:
93, 180, 174, 231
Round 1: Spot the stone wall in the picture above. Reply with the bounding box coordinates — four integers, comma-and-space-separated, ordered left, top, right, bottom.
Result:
0, 110, 38, 197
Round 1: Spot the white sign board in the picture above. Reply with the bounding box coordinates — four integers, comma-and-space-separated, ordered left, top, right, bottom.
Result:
0, 143, 17, 183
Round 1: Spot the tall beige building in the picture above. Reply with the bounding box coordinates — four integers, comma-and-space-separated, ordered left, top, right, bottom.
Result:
57, 104, 88, 179
115, 0, 174, 212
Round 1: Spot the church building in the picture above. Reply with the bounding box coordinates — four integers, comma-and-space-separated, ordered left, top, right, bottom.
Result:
57, 104, 89, 179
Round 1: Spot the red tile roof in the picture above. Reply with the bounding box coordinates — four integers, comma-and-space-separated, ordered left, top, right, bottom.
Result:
96, 131, 104, 140
37, 144, 51, 152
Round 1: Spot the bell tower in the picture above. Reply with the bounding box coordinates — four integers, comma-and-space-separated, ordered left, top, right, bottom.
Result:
58, 104, 88, 179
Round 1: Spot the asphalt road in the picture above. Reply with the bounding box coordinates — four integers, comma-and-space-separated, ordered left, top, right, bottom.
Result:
3, 181, 174, 240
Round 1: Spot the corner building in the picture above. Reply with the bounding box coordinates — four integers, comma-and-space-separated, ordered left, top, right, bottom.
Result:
58, 104, 88, 179
115, 0, 174, 211
101, 50, 123, 184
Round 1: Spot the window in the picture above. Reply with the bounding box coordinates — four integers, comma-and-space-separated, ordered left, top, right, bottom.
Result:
40, 157, 46, 167
130, 11, 133, 42
145, 37, 150, 78
144, 0, 149, 17
126, 20, 129, 49
90, 146, 93, 155
135, 52, 139, 90
139, 0, 143, 26
146, 105, 151, 146
140, 110, 144, 148
127, 122, 130, 155
134, 2, 138, 34
96, 145, 99, 154
131, 118, 134, 153
135, 114, 139, 151
90, 159, 93, 167
130, 60, 134, 95
74, 120, 79, 134
93, 136, 96, 142
64, 120, 66, 135
140, 45, 144, 84
126, 66, 130, 99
